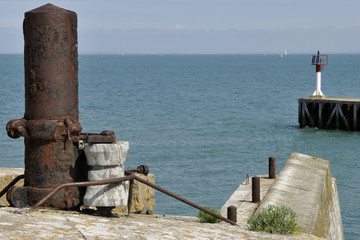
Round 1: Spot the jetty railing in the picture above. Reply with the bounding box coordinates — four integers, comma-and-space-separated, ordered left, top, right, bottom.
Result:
22, 166, 238, 226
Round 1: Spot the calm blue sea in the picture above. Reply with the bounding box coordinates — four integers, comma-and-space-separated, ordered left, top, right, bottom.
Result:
0, 54, 359, 239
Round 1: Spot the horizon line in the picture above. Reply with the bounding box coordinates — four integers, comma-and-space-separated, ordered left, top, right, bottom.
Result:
1, 51, 360, 55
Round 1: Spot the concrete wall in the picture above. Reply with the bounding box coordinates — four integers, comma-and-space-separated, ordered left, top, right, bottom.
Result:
255, 152, 343, 240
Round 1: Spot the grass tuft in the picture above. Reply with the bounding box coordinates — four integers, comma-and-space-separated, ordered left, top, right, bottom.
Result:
197, 207, 222, 223
248, 205, 301, 235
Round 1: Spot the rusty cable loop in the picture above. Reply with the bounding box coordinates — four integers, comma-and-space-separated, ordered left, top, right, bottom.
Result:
0, 174, 25, 198
31, 174, 135, 210
125, 171, 237, 226
30, 169, 237, 225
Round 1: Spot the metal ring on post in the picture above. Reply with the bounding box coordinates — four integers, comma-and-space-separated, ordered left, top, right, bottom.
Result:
135, 165, 149, 175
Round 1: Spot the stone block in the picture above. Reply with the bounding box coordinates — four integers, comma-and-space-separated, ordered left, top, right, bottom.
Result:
83, 141, 129, 207
115, 173, 155, 214
84, 141, 129, 167
84, 166, 128, 207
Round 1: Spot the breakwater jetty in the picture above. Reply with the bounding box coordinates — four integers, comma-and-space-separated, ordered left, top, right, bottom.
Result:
299, 97, 360, 130
0, 152, 342, 239
221, 152, 343, 240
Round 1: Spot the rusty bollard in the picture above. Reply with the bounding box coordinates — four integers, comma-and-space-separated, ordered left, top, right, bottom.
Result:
269, 156, 276, 179
6, 4, 83, 208
227, 206, 237, 223
252, 176, 260, 203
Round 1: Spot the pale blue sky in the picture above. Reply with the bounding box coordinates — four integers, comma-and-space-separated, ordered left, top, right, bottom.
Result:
0, 0, 359, 54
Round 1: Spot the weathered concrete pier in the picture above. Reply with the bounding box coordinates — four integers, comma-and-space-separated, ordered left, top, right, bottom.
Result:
221, 152, 343, 240
0, 160, 328, 240
1, 152, 342, 239
0, 4, 345, 239
299, 97, 360, 131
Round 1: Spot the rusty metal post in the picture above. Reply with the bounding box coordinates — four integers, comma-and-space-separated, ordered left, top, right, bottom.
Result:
269, 156, 276, 179
6, 4, 83, 208
127, 179, 134, 216
227, 206, 237, 223
252, 176, 260, 203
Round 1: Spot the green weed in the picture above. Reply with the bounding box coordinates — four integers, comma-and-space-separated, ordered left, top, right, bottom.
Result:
248, 205, 301, 234
197, 207, 222, 223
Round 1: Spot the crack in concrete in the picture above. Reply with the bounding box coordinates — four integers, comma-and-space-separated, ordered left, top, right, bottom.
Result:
63, 213, 87, 239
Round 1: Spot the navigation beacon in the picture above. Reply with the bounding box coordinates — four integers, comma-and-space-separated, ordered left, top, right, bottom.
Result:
311, 51, 328, 98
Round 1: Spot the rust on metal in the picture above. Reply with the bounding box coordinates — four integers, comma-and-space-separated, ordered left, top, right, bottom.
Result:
8, 119, 82, 141
128, 172, 237, 225
269, 156, 276, 179
3, 4, 228, 225
227, 206, 237, 223
126, 165, 149, 175
79, 133, 116, 144
127, 179, 134, 216
6, 186, 29, 208
6, 119, 28, 139
5, 3, 117, 209
252, 176, 260, 203
5, 4, 83, 209
30, 168, 237, 225
31, 174, 134, 210
23, 4, 79, 121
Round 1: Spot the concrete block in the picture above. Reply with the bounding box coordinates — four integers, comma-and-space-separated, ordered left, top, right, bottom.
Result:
83, 182, 128, 207
87, 166, 124, 181
83, 166, 128, 207
84, 141, 129, 167
83, 142, 129, 207
115, 173, 155, 214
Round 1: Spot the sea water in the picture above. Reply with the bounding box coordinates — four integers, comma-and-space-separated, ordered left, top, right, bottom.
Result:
0, 54, 359, 239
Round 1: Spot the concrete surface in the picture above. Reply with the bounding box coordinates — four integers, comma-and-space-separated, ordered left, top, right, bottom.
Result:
220, 175, 275, 229
256, 153, 343, 240
0, 152, 338, 239
300, 97, 360, 103
0, 207, 326, 240
0, 167, 325, 239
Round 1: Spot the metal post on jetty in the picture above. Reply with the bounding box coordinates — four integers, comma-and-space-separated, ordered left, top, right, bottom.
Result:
5, 4, 116, 209
1, 5, 238, 226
